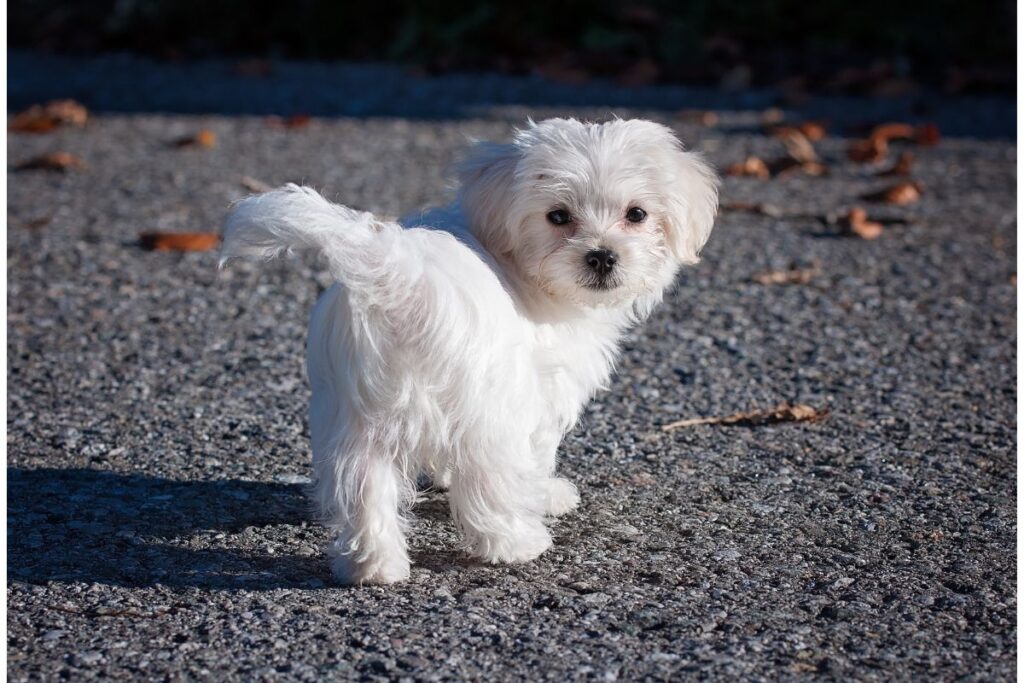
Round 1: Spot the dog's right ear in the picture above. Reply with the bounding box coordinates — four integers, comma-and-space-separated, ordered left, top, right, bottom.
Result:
456, 142, 521, 255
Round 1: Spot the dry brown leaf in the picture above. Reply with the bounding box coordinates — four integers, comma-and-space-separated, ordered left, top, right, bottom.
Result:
9, 99, 89, 133
797, 121, 827, 141
799, 160, 828, 176
840, 207, 884, 239
753, 262, 822, 285
878, 151, 914, 176
870, 123, 916, 144
726, 156, 770, 179
240, 176, 273, 193
849, 122, 938, 163
862, 181, 923, 205
768, 122, 825, 143
770, 157, 828, 178
139, 232, 220, 252
847, 136, 887, 163
661, 402, 828, 431
678, 109, 719, 127
173, 129, 216, 149
774, 127, 817, 163
885, 182, 923, 204
15, 151, 87, 172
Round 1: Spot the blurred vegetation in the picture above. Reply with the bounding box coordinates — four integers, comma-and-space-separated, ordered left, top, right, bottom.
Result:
10, 0, 1015, 91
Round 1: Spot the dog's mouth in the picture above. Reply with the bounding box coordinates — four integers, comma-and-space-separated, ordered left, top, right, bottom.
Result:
578, 274, 621, 291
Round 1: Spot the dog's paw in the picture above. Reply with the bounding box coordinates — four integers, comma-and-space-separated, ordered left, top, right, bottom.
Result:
330, 551, 410, 585
543, 477, 580, 517
467, 516, 552, 564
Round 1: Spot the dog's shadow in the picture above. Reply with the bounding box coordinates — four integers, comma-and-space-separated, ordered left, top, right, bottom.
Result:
8, 467, 330, 590
8, 467, 478, 590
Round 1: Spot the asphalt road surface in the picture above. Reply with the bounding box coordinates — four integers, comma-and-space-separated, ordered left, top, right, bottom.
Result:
7, 53, 1016, 681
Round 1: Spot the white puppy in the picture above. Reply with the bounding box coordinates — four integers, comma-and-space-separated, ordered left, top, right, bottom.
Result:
220, 118, 718, 584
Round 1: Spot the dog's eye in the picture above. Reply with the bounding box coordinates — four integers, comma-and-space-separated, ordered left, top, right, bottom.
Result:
546, 209, 572, 226
625, 207, 647, 223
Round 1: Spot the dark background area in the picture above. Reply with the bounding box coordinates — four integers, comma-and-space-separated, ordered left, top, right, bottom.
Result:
10, 0, 1016, 93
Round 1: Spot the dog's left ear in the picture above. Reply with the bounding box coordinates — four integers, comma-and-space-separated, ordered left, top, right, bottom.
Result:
456, 141, 522, 255
660, 145, 720, 265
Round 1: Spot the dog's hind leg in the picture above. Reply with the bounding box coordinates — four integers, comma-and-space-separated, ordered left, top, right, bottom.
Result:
319, 449, 412, 585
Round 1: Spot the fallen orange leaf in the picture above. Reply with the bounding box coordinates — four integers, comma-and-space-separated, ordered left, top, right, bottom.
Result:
771, 157, 828, 178
840, 207, 884, 239
173, 129, 216, 148
773, 127, 818, 163
15, 151, 86, 172
797, 121, 827, 141
662, 402, 828, 431
848, 137, 887, 163
726, 156, 770, 179
869, 123, 916, 144
862, 181, 923, 205
139, 232, 220, 252
9, 99, 89, 133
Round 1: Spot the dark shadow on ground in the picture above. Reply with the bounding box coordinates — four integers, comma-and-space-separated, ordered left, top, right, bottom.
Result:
7, 467, 332, 589
8, 467, 478, 590
8, 51, 1016, 139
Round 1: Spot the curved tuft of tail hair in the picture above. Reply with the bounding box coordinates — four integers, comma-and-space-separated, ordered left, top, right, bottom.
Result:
220, 183, 398, 285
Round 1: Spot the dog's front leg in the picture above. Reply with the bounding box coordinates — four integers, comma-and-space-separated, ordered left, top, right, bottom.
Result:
532, 426, 580, 517
447, 436, 552, 564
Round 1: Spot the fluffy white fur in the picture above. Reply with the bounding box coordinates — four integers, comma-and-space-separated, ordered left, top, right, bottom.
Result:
220, 118, 718, 584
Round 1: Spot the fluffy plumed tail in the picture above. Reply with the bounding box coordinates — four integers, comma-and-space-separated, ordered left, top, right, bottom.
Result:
220, 184, 400, 285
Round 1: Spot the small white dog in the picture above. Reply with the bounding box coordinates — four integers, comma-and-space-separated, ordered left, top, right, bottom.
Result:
221, 118, 718, 584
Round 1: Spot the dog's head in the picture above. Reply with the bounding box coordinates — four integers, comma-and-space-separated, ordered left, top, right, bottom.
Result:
458, 118, 718, 313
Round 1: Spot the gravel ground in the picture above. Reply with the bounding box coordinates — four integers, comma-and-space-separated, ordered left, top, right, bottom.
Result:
7, 54, 1017, 681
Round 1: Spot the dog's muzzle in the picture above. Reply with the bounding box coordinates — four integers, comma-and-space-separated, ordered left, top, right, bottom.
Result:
582, 248, 619, 290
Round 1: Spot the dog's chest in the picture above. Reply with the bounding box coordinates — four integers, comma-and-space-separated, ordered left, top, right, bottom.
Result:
532, 323, 620, 428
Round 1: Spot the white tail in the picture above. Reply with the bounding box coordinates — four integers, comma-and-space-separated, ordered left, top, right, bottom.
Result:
220, 184, 400, 286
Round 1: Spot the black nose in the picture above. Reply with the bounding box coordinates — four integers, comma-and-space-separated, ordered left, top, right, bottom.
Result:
585, 248, 617, 277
